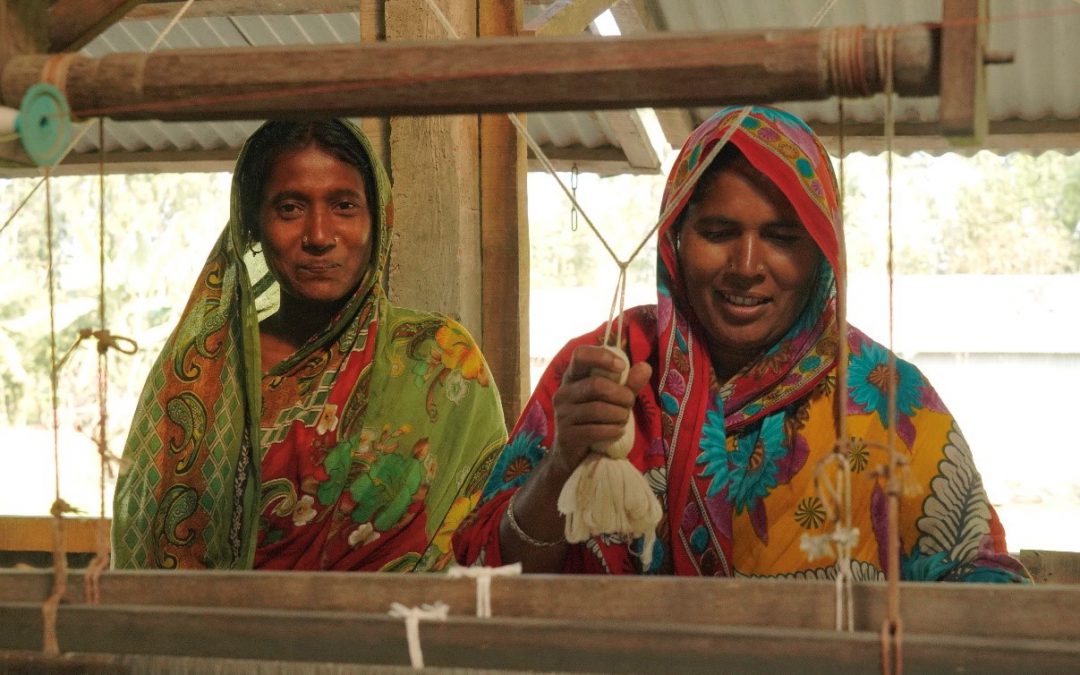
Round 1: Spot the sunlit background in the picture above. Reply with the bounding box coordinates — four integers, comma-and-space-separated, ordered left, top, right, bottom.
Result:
2, 147, 1078, 553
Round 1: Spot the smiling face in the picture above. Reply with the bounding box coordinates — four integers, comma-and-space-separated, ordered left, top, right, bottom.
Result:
258, 143, 374, 310
677, 155, 822, 381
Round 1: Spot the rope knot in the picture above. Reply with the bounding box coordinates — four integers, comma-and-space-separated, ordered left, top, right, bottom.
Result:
49, 498, 79, 518
92, 329, 139, 355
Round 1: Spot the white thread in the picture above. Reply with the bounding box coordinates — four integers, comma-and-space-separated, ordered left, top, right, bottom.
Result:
446, 563, 522, 618
149, 0, 197, 52
388, 601, 449, 670
811, 0, 840, 27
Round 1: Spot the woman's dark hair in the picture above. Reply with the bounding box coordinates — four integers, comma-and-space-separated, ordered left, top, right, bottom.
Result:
238, 120, 380, 247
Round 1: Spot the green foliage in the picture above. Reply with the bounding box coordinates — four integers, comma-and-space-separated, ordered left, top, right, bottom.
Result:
0, 172, 230, 436
840, 151, 1080, 274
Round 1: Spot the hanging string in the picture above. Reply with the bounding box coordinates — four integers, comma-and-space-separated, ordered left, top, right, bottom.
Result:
149, 0, 197, 52
41, 170, 74, 656
388, 602, 449, 670
876, 26, 904, 675
417, 1, 752, 343
569, 163, 580, 232
1, 120, 97, 236
811, 0, 840, 27
85, 118, 116, 604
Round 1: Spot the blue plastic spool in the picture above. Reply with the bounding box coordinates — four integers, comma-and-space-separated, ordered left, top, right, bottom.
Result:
15, 83, 73, 167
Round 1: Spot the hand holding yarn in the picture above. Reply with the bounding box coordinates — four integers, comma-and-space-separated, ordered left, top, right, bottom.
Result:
555, 344, 662, 568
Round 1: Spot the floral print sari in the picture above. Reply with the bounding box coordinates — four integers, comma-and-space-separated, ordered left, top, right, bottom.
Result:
454, 107, 1027, 583
114, 120, 506, 570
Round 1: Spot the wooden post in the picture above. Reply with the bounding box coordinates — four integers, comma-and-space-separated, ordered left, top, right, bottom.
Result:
48, 0, 147, 52
0, 1, 47, 72
384, 0, 482, 337
939, 0, 988, 142
479, 0, 528, 428
358, 0, 389, 173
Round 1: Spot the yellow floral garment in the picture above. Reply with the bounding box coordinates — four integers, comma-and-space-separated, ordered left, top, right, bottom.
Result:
456, 106, 1028, 583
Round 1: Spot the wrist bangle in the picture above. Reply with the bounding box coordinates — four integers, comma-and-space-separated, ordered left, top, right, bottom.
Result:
506, 490, 565, 548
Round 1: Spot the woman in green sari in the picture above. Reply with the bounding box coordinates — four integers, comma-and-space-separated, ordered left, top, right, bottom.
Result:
113, 120, 506, 570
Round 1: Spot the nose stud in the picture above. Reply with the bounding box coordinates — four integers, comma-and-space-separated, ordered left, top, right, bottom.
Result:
302, 235, 310, 246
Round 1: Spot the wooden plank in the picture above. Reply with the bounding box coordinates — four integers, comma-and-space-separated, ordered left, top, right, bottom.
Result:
939, 0, 987, 141
0, 26, 941, 119
0, 1, 47, 69
126, 0, 364, 20
1, 601, 1078, 673
610, 0, 695, 149
48, 0, 148, 52
479, 0, 528, 429
2, 570, 1079, 642
0, 516, 107, 554
1019, 550, 1080, 585
599, 109, 660, 171
524, 0, 616, 37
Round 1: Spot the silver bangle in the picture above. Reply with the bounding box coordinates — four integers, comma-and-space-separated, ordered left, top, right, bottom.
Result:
506, 490, 565, 548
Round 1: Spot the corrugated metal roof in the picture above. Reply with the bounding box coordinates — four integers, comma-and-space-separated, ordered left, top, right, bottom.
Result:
6, 0, 1079, 175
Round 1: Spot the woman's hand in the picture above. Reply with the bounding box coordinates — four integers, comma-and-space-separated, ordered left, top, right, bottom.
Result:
548, 345, 653, 479
498, 344, 652, 571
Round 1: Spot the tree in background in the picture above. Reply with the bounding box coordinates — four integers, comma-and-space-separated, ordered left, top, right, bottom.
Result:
840, 151, 1080, 274
0, 173, 230, 437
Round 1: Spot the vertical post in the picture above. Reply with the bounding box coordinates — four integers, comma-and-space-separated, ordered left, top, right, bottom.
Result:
0, 1, 47, 83
479, 0, 528, 429
358, 0, 389, 173
939, 0, 988, 142
384, 0, 482, 336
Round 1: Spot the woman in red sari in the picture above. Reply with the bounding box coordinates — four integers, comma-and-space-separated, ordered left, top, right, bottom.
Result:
455, 106, 1027, 582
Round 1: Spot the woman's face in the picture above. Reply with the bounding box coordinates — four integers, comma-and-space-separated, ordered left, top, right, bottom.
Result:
677, 162, 821, 378
259, 144, 374, 306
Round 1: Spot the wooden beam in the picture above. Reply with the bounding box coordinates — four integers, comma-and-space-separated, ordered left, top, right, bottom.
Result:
126, 0, 363, 20
939, 0, 988, 141
0, 26, 941, 120
2, 601, 1078, 673
3, 570, 1079, 639
599, 109, 660, 171
610, 0, 695, 148
1019, 549, 1080, 585
480, 0, 528, 429
524, 0, 616, 36
0, 1, 47, 71
0, 516, 106, 554
48, 0, 148, 53
2, 570, 1080, 671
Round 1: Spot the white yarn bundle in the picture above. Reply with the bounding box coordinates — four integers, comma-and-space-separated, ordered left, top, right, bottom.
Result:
556, 345, 662, 568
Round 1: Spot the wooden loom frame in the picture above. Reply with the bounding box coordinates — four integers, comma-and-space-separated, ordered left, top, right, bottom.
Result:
4, 1, 1078, 672
2, 570, 1079, 672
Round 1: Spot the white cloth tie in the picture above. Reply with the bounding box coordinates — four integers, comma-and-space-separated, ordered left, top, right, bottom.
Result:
447, 563, 523, 618
388, 601, 449, 670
